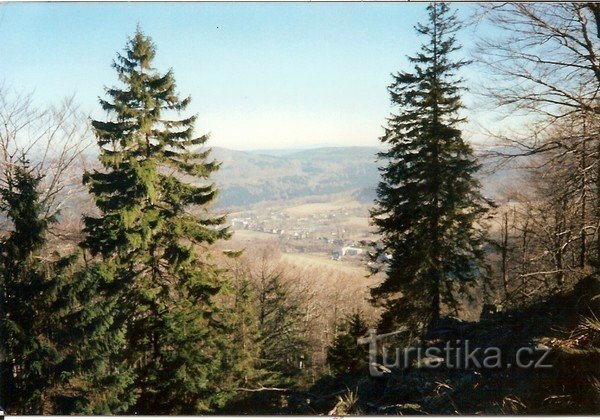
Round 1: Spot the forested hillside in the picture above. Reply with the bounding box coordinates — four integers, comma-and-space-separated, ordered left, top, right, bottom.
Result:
209, 146, 516, 208
209, 146, 381, 207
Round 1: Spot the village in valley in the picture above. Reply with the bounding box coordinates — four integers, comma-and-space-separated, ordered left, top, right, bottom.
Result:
226, 198, 384, 267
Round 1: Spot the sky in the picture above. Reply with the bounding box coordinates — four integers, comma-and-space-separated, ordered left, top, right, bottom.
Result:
0, 2, 493, 151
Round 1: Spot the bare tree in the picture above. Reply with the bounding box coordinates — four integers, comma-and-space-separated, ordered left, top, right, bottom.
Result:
475, 3, 600, 196
490, 113, 600, 307
476, 3, 600, 121
0, 84, 92, 242
473, 4, 600, 306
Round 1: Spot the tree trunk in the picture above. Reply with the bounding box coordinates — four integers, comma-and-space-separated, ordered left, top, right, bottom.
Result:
581, 119, 588, 268
501, 211, 510, 299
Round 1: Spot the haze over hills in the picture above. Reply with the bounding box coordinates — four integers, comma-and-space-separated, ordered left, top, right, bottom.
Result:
208, 145, 520, 209
209, 146, 382, 208
73, 145, 518, 212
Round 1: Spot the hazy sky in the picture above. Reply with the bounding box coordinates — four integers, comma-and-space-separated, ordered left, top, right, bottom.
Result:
0, 2, 493, 150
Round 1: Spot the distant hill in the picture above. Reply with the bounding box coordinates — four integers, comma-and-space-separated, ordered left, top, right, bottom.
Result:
73, 144, 518, 211
206, 145, 521, 209
209, 146, 382, 208
244, 143, 347, 157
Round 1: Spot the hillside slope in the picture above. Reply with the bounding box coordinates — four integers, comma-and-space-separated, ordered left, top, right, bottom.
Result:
209, 146, 381, 208
222, 277, 600, 415
207, 146, 519, 209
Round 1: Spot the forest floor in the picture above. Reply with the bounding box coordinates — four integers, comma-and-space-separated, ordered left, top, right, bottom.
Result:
226, 276, 600, 415
309, 276, 600, 415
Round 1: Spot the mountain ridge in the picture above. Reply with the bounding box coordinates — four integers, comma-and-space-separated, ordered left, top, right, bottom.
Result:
206, 145, 518, 209
208, 146, 381, 208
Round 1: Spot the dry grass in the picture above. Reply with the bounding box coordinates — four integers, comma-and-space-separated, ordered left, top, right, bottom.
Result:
280, 252, 370, 276
283, 198, 363, 217
327, 389, 362, 415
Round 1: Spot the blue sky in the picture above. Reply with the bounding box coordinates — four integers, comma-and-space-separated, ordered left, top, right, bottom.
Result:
0, 2, 491, 150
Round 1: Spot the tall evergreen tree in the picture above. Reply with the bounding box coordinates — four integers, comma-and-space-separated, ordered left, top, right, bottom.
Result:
0, 158, 76, 414
226, 278, 267, 388
255, 267, 309, 386
81, 28, 229, 413
370, 2, 490, 331
0, 160, 135, 416
216, 276, 271, 407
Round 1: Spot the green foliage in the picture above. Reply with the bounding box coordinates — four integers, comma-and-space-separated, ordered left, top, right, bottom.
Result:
326, 311, 369, 375
220, 255, 312, 401
52, 262, 136, 415
255, 269, 310, 386
214, 276, 271, 407
0, 159, 76, 414
0, 159, 133, 415
328, 388, 362, 415
81, 28, 230, 413
370, 2, 490, 331
225, 279, 267, 386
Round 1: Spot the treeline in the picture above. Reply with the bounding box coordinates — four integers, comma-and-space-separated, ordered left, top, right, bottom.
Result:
2, 2, 600, 415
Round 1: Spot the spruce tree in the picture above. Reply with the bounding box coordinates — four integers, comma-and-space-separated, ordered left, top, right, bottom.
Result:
0, 158, 130, 415
326, 311, 369, 375
370, 2, 490, 331
53, 262, 136, 414
81, 28, 229, 414
217, 256, 312, 413
0, 158, 76, 414
226, 278, 267, 388
256, 270, 309, 386
216, 276, 271, 409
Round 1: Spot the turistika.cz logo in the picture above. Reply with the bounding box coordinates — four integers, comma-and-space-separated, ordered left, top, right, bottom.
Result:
358, 329, 553, 377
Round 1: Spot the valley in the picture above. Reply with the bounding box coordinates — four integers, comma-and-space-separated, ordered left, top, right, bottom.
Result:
223, 197, 375, 276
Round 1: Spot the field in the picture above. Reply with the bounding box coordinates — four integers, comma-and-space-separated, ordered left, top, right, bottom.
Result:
280, 252, 370, 277
280, 198, 364, 217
